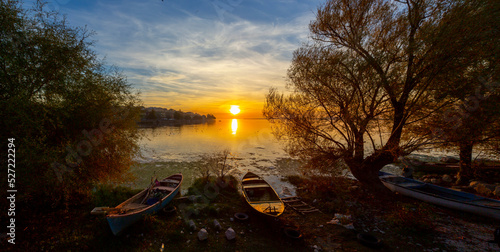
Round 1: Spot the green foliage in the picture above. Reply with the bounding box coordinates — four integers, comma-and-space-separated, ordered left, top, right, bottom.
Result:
91, 185, 140, 207
0, 1, 141, 208
187, 176, 238, 198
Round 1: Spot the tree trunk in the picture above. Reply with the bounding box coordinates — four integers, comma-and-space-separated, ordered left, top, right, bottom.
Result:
385, 103, 405, 153
456, 141, 474, 185
353, 132, 364, 163
348, 150, 395, 195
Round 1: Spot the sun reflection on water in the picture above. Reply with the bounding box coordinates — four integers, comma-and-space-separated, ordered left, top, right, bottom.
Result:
231, 119, 238, 135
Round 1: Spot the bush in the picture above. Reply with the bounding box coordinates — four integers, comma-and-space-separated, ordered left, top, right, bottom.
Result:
0, 1, 141, 208
91, 185, 140, 207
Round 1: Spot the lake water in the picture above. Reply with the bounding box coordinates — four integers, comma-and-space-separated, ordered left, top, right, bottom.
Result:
129, 119, 300, 195
137, 119, 288, 164
128, 118, 473, 193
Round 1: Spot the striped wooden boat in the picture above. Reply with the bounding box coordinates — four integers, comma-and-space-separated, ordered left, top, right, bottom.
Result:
379, 171, 500, 220
106, 173, 183, 235
241, 172, 285, 217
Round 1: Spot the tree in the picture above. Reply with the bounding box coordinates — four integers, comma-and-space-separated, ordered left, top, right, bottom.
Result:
197, 150, 235, 182
146, 109, 158, 120
408, 0, 500, 184
174, 110, 184, 120
265, 44, 389, 173
0, 1, 141, 207
264, 0, 495, 190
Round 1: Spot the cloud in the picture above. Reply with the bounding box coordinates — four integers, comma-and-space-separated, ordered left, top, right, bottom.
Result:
47, 0, 320, 116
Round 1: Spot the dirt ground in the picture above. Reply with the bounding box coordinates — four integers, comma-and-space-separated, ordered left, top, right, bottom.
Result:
4, 175, 500, 251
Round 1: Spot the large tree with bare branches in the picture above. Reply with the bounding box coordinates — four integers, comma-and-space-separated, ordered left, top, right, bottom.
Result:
264, 0, 497, 190
408, 0, 500, 184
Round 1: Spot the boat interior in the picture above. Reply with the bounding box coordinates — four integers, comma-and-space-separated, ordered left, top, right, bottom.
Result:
116, 175, 182, 213
244, 185, 280, 202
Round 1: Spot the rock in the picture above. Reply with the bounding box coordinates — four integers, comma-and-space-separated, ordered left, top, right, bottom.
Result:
430, 178, 440, 184
188, 220, 197, 231
197, 228, 208, 241
230, 217, 234, 222
485, 184, 496, 191
225, 227, 236, 240
469, 181, 481, 187
188, 195, 202, 202
475, 183, 492, 196
334, 213, 351, 220
213, 219, 222, 231
327, 218, 340, 225
494, 186, 500, 197
442, 174, 453, 183
342, 223, 355, 230
281, 187, 292, 197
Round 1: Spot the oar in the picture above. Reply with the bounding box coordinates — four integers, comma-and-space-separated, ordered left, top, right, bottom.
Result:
140, 174, 157, 204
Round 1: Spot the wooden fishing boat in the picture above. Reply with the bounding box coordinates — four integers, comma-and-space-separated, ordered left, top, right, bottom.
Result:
241, 172, 285, 217
104, 173, 183, 235
379, 171, 500, 220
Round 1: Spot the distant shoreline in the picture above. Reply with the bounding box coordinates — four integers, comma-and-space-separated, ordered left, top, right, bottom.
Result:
137, 118, 216, 128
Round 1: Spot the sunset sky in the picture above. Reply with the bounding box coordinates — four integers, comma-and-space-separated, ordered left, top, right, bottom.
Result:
25, 0, 322, 118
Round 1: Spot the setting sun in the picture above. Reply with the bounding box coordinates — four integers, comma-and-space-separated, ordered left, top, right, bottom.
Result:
230, 105, 241, 115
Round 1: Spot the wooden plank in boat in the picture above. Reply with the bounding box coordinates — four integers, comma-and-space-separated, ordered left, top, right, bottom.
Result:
154, 186, 176, 191
122, 203, 148, 210
161, 179, 180, 184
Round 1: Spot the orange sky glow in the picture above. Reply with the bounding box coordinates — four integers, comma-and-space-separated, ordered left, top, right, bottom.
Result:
55, 0, 320, 120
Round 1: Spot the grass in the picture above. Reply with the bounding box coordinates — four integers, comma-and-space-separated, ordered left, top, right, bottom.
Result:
12, 175, 310, 251
10, 172, 498, 251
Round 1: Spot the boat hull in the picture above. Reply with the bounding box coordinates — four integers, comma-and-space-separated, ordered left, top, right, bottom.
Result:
241, 172, 285, 217
106, 174, 182, 235
380, 172, 500, 220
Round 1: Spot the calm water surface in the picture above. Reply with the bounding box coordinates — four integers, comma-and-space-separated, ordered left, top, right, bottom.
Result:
137, 119, 288, 163
130, 119, 465, 193
131, 119, 299, 195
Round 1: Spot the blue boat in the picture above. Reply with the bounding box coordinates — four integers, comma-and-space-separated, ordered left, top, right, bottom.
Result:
105, 173, 183, 235
379, 171, 500, 220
